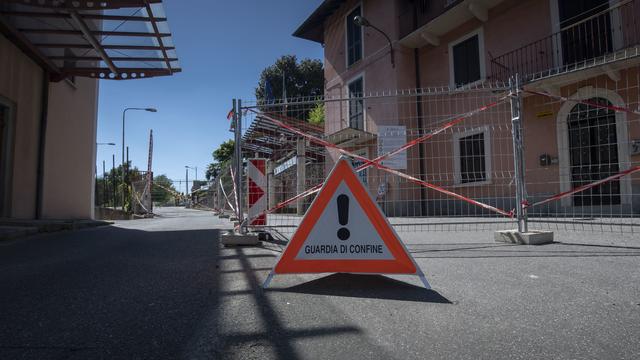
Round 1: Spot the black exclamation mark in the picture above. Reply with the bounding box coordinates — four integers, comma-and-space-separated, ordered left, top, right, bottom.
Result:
337, 194, 350, 241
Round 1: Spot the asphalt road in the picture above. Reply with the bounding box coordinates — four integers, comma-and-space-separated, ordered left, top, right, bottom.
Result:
1, 207, 639, 359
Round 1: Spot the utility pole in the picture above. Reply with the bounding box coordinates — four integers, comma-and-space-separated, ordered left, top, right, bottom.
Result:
122, 107, 157, 211
102, 160, 106, 206
112, 154, 116, 208
234, 99, 244, 231
510, 75, 528, 233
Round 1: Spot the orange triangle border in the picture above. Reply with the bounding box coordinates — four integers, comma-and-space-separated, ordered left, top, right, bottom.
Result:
271, 158, 420, 275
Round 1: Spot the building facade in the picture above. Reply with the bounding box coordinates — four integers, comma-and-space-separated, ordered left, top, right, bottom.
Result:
294, 0, 640, 216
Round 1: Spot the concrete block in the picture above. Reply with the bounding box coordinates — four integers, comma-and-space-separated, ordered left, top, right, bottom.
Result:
220, 230, 260, 246
495, 230, 554, 245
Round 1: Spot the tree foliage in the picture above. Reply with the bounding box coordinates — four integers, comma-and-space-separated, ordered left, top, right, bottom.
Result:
308, 103, 325, 126
95, 162, 142, 209
206, 140, 235, 181
205, 162, 219, 181
213, 140, 235, 163
152, 174, 176, 203
255, 55, 323, 120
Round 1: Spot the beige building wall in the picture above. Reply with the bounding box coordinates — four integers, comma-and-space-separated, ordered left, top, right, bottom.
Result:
0, 32, 100, 220
42, 77, 99, 219
0, 33, 44, 219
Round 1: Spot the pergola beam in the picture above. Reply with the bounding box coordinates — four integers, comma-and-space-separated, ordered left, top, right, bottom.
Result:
144, 2, 172, 74
0, 0, 163, 10
19, 28, 172, 37
64, 67, 181, 79
0, 11, 167, 22
0, 14, 61, 77
51, 56, 178, 62
34, 43, 175, 51
68, 10, 118, 74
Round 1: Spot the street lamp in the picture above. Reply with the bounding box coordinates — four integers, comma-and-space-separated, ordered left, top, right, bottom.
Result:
185, 166, 198, 181
97, 142, 116, 146
122, 107, 157, 210
353, 15, 395, 68
185, 165, 198, 196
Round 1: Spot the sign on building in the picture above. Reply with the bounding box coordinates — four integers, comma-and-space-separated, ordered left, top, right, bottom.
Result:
377, 125, 407, 170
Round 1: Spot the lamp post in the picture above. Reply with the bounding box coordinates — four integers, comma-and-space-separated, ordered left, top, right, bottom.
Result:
185, 166, 198, 202
121, 107, 156, 210
185, 166, 197, 181
354, 15, 395, 68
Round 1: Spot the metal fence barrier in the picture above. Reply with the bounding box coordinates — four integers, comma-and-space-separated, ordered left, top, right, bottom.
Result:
220, 64, 639, 237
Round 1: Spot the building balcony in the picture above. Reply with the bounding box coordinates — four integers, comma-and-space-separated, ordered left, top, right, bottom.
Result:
489, 0, 640, 85
399, 0, 505, 48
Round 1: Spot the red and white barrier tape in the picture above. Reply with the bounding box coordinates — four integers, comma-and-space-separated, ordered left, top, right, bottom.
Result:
219, 178, 236, 213
525, 165, 640, 209
524, 89, 640, 116
243, 96, 513, 221
229, 165, 240, 217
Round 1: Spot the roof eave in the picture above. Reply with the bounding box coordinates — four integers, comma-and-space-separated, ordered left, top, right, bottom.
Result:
292, 0, 347, 44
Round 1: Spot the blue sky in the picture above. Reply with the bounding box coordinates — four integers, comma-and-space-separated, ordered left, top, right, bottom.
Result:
96, 0, 323, 192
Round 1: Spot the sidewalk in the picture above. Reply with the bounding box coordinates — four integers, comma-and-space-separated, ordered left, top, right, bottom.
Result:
0, 219, 111, 241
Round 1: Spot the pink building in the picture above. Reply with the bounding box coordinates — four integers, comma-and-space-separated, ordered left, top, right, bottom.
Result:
293, 0, 640, 217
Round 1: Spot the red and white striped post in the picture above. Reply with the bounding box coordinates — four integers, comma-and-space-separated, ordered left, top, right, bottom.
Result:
247, 158, 267, 226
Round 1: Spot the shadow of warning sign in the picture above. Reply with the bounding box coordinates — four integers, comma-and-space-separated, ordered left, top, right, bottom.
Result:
268, 273, 451, 303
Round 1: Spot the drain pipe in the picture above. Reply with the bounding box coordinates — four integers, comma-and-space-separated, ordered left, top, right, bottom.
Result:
36, 71, 50, 219
413, 6, 427, 216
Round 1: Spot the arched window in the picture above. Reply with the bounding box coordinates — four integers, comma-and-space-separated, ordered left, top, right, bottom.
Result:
567, 97, 620, 206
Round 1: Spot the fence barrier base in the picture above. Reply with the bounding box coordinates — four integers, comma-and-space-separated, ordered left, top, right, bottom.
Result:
494, 230, 555, 245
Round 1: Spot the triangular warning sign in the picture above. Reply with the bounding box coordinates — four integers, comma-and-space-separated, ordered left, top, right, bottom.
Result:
265, 157, 429, 288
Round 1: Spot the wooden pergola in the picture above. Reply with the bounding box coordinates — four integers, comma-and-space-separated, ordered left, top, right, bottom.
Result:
0, 0, 181, 81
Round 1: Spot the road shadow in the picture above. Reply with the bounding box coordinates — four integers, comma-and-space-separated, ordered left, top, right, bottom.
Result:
269, 273, 451, 304
554, 241, 640, 250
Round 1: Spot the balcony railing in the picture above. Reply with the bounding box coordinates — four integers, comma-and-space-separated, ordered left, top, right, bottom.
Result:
398, 0, 463, 40
489, 0, 640, 83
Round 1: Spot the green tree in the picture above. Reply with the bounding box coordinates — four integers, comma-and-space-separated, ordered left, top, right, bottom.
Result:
213, 139, 235, 163
152, 174, 176, 203
94, 162, 142, 210
308, 103, 325, 126
205, 162, 220, 181
206, 140, 235, 181
255, 55, 323, 119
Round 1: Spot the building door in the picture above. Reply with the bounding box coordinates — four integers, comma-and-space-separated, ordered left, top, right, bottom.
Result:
0, 105, 5, 166
558, 0, 612, 65
568, 98, 621, 206
0, 104, 7, 216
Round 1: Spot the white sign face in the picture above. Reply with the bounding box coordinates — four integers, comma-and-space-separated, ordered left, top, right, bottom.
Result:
377, 125, 407, 170
295, 180, 393, 260
631, 139, 640, 156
